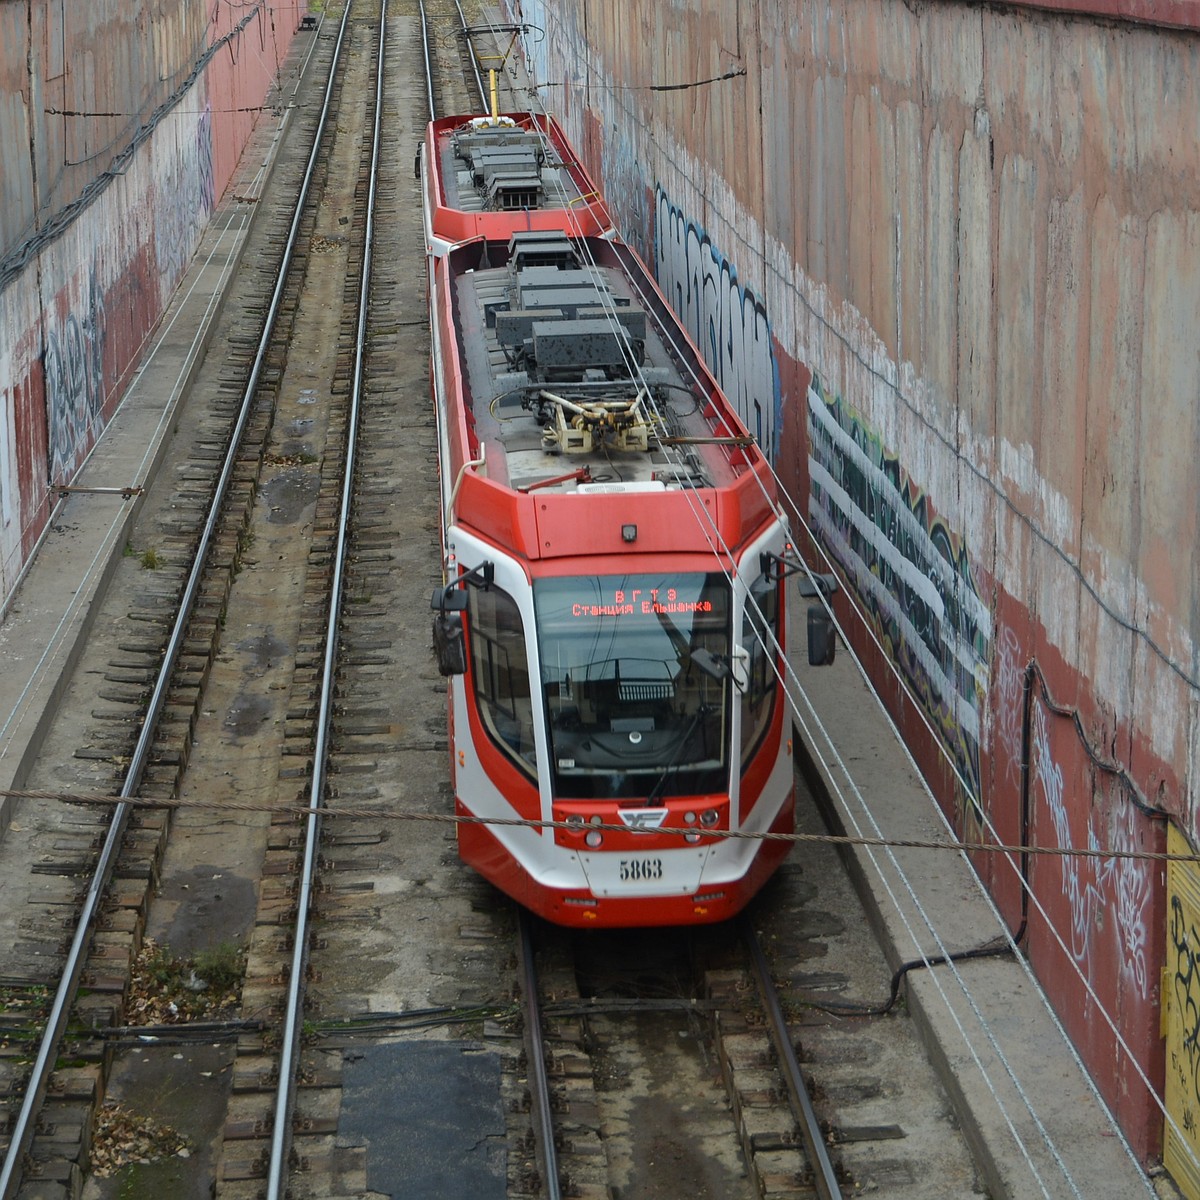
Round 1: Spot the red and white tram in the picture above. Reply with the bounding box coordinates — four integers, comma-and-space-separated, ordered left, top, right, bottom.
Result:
421, 110, 614, 257
422, 111, 833, 927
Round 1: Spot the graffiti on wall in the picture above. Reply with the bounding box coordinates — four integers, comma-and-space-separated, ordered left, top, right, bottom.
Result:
655, 188, 781, 462
994, 624, 1025, 788
44, 266, 107, 485
0, 385, 13, 538
154, 104, 216, 288
1110, 797, 1152, 998
807, 376, 991, 808
1033, 701, 1151, 1002
1169, 892, 1200, 1129
601, 121, 651, 260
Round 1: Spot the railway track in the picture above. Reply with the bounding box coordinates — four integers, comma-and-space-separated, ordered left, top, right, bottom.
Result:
423, 0, 481, 117
0, 3, 387, 1194
0, 5, 989, 1200
422, 0, 524, 120
513, 914, 843, 1199
0, 3, 515, 1196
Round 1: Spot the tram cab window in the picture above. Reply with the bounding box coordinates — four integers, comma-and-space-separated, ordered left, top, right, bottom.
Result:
468, 584, 536, 778
533, 573, 732, 800
741, 567, 780, 765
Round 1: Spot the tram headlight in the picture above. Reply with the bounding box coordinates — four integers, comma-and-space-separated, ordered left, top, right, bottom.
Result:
683, 811, 697, 825
700, 809, 719, 827
684, 832, 702, 844
585, 830, 604, 848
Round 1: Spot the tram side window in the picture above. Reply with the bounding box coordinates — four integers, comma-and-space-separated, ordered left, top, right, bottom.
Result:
741, 570, 780, 764
468, 585, 537, 778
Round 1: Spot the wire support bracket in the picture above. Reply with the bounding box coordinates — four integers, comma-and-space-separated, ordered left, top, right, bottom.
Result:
56, 484, 144, 499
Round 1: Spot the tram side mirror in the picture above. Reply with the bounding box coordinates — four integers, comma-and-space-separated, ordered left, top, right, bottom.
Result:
431, 586, 469, 612
432, 611, 467, 677
806, 606, 837, 667
431, 584, 468, 677
796, 572, 839, 599
794, 571, 838, 665
429, 562, 493, 676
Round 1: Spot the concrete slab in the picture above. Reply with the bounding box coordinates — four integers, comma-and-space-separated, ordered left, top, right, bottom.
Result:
338, 1041, 507, 1199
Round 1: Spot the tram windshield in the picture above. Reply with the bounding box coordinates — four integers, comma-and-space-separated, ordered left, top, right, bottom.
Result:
533, 573, 732, 800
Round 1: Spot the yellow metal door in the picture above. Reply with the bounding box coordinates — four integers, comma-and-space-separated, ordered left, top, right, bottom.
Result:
1165, 822, 1200, 1197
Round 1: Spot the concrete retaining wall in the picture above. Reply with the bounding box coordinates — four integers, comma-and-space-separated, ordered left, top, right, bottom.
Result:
0, 0, 303, 605
506, 0, 1200, 1162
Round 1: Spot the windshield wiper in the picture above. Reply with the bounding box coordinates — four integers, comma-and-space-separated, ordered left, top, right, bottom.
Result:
644, 703, 711, 807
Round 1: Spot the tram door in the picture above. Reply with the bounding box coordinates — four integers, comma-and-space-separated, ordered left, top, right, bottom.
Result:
1165, 823, 1200, 1199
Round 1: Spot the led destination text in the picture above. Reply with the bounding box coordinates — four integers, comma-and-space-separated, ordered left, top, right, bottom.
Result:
570, 589, 714, 619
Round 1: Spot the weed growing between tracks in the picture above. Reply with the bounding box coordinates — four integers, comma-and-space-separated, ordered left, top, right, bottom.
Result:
127, 938, 245, 1024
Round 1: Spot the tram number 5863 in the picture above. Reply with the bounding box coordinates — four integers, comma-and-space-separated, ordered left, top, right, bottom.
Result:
619, 858, 664, 882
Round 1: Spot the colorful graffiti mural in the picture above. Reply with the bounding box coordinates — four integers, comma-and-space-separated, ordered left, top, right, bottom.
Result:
806, 375, 991, 804
600, 120, 652, 261
39, 99, 219, 491
654, 188, 781, 463
0, 1, 304, 611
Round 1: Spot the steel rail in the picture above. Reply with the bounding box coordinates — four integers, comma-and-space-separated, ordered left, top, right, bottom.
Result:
740, 916, 844, 1200
454, 0, 488, 109
264, 0, 388, 1194
517, 912, 563, 1200
0, 5, 357, 1196
419, 0, 436, 121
